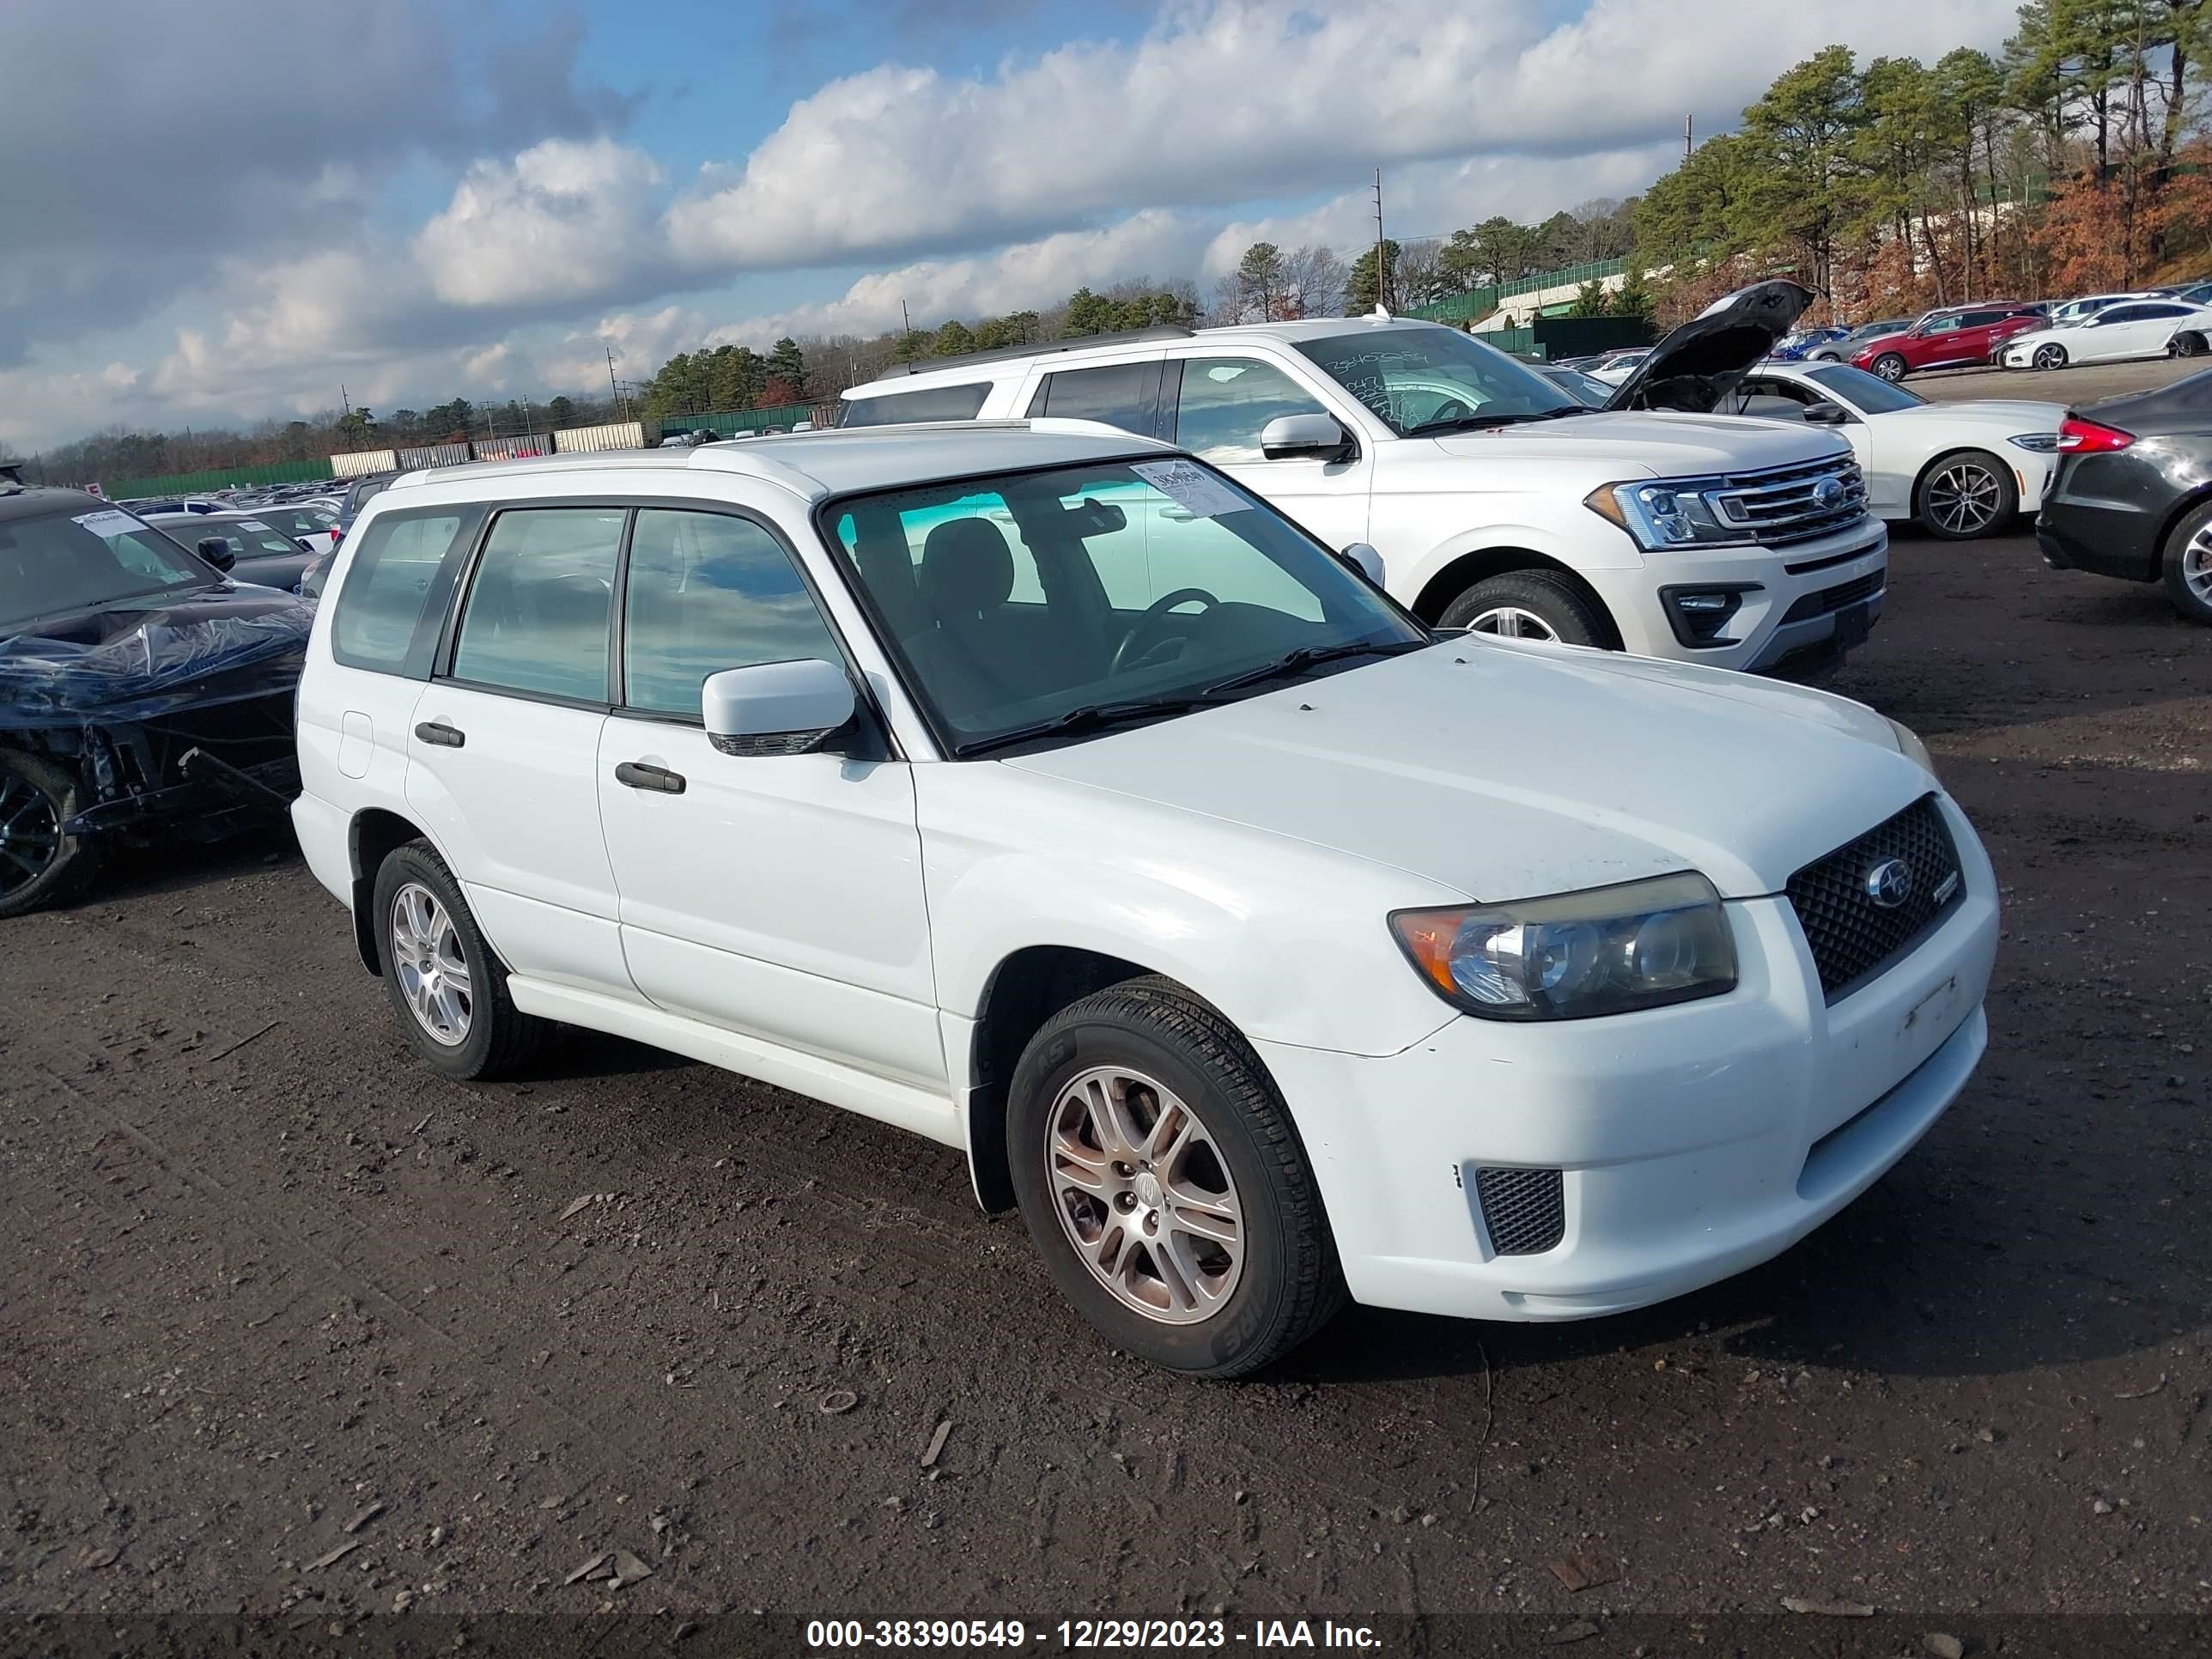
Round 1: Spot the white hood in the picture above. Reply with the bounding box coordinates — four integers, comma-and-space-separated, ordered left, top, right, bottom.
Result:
1002, 642, 1928, 902
1431, 410, 1845, 478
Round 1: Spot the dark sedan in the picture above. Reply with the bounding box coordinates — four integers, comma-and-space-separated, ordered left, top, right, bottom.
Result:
2037, 368, 2212, 623
144, 510, 320, 591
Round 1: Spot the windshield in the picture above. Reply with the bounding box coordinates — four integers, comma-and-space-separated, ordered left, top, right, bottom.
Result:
1804, 364, 1925, 412
1295, 328, 1582, 435
177, 520, 313, 560
824, 459, 1426, 755
0, 505, 214, 631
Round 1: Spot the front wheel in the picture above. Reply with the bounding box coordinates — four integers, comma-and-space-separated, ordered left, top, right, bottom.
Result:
1006, 977, 1345, 1376
2033, 343, 2068, 371
1870, 352, 1908, 383
1439, 569, 1609, 647
2160, 499, 2212, 625
1916, 450, 2018, 540
371, 841, 549, 1079
0, 750, 97, 921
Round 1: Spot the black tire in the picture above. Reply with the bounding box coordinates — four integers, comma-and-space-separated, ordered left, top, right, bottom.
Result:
2033, 343, 2068, 371
370, 840, 548, 1080
0, 750, 98, 921
1870, 351, 1909, 383
1439, 568, 1610, 647
1914, 448, 2019, 541
2171, 331, 2205, 359
2160, 498, 2212, 625
1006, 976, 1346, 1377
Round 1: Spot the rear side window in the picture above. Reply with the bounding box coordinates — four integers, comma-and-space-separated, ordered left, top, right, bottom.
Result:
621, 509, 842, 717
329, 507, 480, 677
449, 507, 624, 702
839, 383, 990, 427
1024, 362, 1162, 437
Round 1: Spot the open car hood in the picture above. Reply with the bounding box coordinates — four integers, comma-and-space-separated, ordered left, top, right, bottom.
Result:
1607, 279, 1815, 413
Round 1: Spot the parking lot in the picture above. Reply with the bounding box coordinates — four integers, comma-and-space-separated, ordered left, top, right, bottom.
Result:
3, 359, 2209, 1649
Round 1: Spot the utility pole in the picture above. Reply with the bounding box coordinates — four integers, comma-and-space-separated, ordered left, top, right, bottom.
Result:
606, 347, 623, 419
1684, 115, 1693, 161
902, 300, 912, 336
1372, 168, 1389, 313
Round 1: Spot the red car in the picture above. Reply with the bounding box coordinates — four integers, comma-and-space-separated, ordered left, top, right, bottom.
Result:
1850, 303, 2045, 382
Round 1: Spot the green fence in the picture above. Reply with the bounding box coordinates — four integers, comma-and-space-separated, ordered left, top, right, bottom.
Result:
102, 458, 337, 500
1411, 258, 1632, 327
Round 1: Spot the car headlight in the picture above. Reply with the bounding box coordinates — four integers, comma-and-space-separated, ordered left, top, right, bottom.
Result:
1886, 716, 1936, 776
1390, 872, 1736, 1021
1584, 480, 1755, 551
2008, 433, 2058, 452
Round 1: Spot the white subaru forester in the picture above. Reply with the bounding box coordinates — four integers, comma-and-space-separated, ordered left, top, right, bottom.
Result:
293, 422, 1996, 1376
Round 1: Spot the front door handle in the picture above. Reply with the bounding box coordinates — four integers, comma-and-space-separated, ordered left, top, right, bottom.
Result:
614, 760, 686, 795
414, 720, 465, 748
1160, 507, 1197, 522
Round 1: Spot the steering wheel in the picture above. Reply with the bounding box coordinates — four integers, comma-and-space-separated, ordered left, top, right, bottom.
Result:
1109, 587, 1218, 673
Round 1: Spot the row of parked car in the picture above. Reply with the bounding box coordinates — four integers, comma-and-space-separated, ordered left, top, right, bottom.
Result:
3, 272, 2198, 1376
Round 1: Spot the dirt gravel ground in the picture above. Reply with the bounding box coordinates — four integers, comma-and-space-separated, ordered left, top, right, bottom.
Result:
3, 374, 2210, 1654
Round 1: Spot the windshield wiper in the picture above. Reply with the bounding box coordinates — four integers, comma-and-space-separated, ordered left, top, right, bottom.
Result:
1402, 405, 1591, 437
952, 696, 1213, 757
1200, 637, 1426, 698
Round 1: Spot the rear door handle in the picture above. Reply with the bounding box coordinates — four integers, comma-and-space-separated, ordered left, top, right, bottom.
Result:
414, 720, 465, 748
614, 760, 686, 795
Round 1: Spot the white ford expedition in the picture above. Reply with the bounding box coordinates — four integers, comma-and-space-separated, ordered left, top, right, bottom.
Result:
840, 282, 1887, 675
294, 423, 1992, 1377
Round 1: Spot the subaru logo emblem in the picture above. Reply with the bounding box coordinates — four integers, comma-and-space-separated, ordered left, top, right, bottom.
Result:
1813, 477, 1845, 510
1864, 857, 1913, 908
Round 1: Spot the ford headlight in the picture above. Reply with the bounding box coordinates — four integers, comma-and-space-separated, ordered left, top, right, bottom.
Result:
1887, 716, 1936, 775
1584, 480, 1755, 550
1390, 872, 1736, 1021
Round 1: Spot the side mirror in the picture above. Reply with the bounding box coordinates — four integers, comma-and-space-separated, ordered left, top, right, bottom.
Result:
196, 536, 236, 572
1337, 543, 1385, 585
1259, 412, 1353, 462
1802, 400, 1850, 426
702, 659, 855, 757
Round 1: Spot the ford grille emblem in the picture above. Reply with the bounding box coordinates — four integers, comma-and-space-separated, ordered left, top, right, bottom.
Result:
1813, 477, 1846, 510
1864, 857, 1913, 908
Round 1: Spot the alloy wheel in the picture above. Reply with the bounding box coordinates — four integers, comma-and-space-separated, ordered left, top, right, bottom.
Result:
0, 771, 62, 896
388, 881, 472, 1046
1044, 1065, 1244, 1324
1468, 605, 1561, 641
2184, 525, 2212, 606
2033, 344, 2065, 370
1924, 460, 2004, 536
1873, 355, 1906, 382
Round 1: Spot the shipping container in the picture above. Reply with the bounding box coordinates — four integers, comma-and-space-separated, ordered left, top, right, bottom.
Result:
552, 420, 660, 454
472, 437, 554, 461
330, 449, 398, 479
398, 444, 472, 469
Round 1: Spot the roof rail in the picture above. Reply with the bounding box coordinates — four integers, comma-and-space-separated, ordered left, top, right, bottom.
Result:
889, 322, 1193, 378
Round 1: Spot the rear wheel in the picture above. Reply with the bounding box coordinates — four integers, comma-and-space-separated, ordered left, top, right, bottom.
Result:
2033, 343, 2068, 371
2170, 331, 2205, 358
1439, 569, 1608, 647
371, 841, 549, 1079
1915, 450, 2017, 540
1006, 976, 1345, 1377
0, 751, 96, 921
2160, 499, 2212, 625
1870, 352, 1908, 383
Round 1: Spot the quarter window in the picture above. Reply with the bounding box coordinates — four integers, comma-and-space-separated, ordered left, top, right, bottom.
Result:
621, 510, 842, 717
449, 507, 623, 702
1171, 358, 1330, 463
330, 507, 478, 676
839, 383, 991, 427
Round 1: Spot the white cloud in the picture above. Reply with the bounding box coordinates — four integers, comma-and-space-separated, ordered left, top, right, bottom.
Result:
416, 137, 668, 307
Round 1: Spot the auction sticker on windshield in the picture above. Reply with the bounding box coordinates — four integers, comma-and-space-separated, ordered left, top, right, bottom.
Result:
1131, 459, 1247, 520
72, 509, 147, 539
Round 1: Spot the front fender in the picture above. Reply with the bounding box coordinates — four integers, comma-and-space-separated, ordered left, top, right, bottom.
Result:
918, 766, 1463, 1060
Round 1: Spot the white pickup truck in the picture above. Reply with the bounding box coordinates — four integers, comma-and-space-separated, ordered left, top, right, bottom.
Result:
840, 282, 1887, 675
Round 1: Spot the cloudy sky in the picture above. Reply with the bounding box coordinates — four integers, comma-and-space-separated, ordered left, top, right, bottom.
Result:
2, 0, 2012, 452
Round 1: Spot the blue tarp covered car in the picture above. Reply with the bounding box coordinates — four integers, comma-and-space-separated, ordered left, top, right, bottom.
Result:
0, 474, 309, 917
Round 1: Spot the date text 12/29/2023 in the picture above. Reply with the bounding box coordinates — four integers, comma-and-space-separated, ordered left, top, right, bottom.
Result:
805, 1620, 1383, 1650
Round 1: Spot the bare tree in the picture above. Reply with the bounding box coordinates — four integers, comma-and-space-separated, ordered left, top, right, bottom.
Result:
1280, 244, 1348, 318
1393, 238, 1449, 307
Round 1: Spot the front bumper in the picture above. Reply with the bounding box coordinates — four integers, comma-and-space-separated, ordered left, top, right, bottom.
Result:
1257, 794, 1998, 1322
63, 753, 300, 842
1588, 520, 1889, 676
